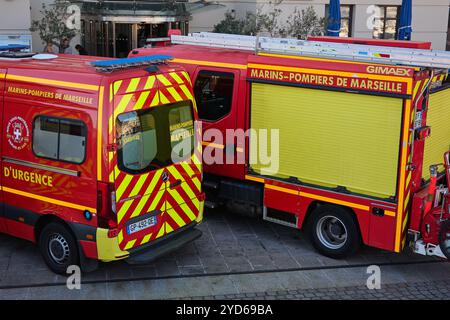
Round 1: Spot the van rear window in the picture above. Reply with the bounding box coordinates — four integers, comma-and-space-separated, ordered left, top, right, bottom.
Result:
116, 101, 194, 175
33, 116, 86, 164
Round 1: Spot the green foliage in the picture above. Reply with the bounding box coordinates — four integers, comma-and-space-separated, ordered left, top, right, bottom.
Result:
286, 6, 326, 39
213, 8, 282, 36
213, 11, 246, 35
213, 5, 325, 39
30, 1, 78, 53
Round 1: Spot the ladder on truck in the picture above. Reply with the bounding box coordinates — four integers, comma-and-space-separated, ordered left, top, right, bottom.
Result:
171, 32, 450, 70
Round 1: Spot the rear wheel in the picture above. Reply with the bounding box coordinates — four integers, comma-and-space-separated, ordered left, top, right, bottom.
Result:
38, 222, 79, 274
309, 205, 360, 259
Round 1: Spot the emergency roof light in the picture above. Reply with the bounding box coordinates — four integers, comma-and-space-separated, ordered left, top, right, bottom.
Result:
91, 55, 173, 73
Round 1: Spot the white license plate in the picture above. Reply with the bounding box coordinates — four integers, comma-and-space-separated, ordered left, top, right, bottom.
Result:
127, 216, 157, 235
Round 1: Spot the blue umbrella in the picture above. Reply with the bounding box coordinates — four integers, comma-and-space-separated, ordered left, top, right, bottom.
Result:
327, 0, 341, 37
398, 0, 412, 40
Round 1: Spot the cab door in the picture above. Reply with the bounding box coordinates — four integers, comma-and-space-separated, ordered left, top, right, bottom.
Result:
192, 67, 241, 179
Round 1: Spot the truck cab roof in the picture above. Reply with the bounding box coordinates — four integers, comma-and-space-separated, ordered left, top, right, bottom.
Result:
0, 54, 186, 91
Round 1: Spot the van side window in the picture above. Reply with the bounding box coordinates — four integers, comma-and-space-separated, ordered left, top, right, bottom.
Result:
33, 116, 86, 164
194, 70, 234, 121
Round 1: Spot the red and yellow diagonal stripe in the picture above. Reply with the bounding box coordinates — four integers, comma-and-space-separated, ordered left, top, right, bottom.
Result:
108, 71, 202, 251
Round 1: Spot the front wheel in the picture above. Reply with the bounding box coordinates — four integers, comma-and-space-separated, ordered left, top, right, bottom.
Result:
309, 205, 360, 259
38, 222, 80, 274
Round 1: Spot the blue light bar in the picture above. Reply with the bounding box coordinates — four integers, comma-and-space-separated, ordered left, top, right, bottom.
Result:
0, 44, 30, 51
90, 55, 173, 72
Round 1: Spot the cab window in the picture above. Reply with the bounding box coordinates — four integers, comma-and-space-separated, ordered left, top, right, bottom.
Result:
33, 116, 86, 164
116, 101, 194, 175
194, 70, 234, 121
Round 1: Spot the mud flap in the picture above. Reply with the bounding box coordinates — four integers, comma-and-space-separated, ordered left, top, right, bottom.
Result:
78, 244, 99, 273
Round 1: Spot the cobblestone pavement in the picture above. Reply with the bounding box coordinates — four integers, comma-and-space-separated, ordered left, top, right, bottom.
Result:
1, 207, 449, 299
0, 207, 437, 289
189, 279, 450, 300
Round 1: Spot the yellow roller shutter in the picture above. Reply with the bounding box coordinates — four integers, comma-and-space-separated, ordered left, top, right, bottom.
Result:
250, 83, 403, 199
422, 88, 450, 180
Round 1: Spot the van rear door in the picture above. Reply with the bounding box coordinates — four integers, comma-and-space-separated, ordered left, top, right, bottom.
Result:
164, 102, 202, 235
111, 75, 201, 251
111, 76, 166, 251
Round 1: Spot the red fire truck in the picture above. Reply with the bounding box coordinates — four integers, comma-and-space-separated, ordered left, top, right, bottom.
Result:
130, 33, 450, 259
0, 49, 204, 274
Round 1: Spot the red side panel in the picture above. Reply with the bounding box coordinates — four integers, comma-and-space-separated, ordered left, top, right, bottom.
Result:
0, 68, 5, 233
5, 219, 34, 241
307, 36, 432, 50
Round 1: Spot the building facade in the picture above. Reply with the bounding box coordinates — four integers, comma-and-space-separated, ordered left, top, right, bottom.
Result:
0, 0, 449, 54
191, 0, 450, 50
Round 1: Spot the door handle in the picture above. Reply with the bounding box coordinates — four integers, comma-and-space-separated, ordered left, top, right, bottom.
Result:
170, 179, 182, 189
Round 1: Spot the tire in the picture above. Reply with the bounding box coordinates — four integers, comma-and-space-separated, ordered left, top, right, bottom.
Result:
308, 205, 360, 259
38, 222, 80, 275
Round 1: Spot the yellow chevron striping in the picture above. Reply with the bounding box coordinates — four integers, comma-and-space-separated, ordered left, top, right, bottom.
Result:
403, 191, 411, 211
116, 175, 133, 201
109, 84, 114, 102
166, 222, 174, 234
181, 71, 192, 86
148, 188, 165, 212
118, 230, 124, 244
144, 170, 164, 195
157, 74, 172, 86
179, 84, 193, 100
413, 81, 422, 99
133, 91, 151, 111
167, 86, 183, 101
169, 72, 184, 84
157, 224, 165, 238
167, 208, 186, 228
144, 76, 156, 90
181, 162, 195, 178
192, 177, 201, 192
114, 80, 123, 96
124, 239, 136, 250
108, 117, 113, 135
126, 78, 141, 93
129, 173, 149, 198
159, 91, 170, 104
114, 93, 134, 117
181, 202, 197, 221
150, 93, 160, 106
403, 212, 409, 231
117, 199, 133, 223
166, 182, 185, 203
405, 172, 412, 188
131, 172, 164, 218
141, 233, 152, 245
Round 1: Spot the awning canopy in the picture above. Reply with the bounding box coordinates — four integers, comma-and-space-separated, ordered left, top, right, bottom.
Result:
69, 0, 222, 17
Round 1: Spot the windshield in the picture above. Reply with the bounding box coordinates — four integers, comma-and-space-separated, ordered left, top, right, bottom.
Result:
116, 101, 195, 174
